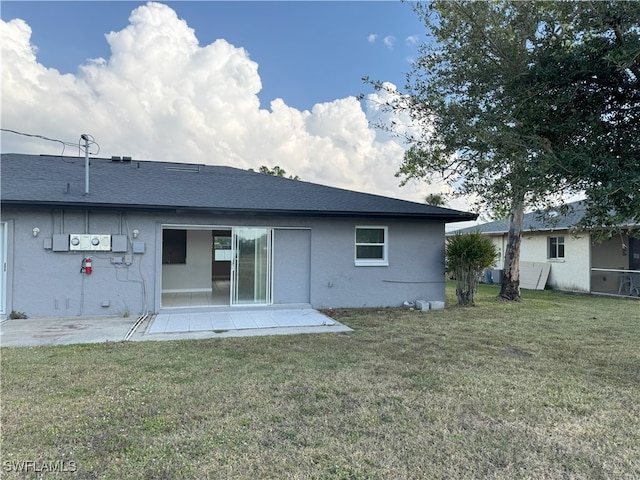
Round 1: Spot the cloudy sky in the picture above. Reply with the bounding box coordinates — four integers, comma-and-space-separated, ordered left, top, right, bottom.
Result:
1, 1, 476, 220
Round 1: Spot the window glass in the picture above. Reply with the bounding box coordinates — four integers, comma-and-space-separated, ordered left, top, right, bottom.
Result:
356, 245, 384, 259
355, 226, 387, 265
163, 229, 187, 264
214, 235, 232, 261
549, 236, 565, 259
356, 228, 385, 244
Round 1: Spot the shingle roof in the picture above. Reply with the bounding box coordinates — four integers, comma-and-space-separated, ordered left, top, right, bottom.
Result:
1, 153, 477, 222
451, 201, 589, 235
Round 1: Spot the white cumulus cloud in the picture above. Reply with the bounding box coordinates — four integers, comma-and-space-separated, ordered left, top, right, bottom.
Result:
1, 1, 466, 210
405, 35, 419, 47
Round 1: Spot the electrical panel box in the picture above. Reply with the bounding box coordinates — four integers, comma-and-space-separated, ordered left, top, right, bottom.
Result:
69, 234, 112, 251
111, 235, 128, 253
132, 241, 145, 254
43, 237, 53, 250
52, 234, 69, 252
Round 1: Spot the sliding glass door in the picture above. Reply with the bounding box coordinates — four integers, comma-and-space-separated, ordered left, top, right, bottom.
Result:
231, 227, 272, 305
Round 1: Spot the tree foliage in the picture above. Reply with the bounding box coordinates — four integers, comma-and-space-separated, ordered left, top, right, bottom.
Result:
369, 0, 639, 300
526, 1, 640, 230
445, 232, 497, 306
252, 165, 300, 180
425, 193, 446, 206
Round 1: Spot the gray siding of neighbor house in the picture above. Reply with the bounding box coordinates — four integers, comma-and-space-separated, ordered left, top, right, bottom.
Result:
2, 207, 446, 318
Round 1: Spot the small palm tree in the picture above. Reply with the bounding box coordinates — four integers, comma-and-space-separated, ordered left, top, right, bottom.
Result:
445, 231, 497, 306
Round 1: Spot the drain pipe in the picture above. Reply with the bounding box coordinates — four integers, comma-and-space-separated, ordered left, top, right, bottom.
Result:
124, 313, 149, 341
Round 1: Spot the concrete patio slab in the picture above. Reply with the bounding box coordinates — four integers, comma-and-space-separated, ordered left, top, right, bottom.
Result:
0, 309, 352, 347
146, 308, 344, 334
0, 316, 137, 347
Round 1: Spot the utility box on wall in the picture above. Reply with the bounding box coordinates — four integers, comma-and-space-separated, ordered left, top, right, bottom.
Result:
111, 235, 128, 253
132, 241, 145, 254
52, 234, 70, 252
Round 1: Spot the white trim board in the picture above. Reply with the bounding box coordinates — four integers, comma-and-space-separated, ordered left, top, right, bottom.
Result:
161, 288, 213, 294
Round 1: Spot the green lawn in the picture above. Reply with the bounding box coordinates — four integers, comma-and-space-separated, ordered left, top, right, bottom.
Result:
1, 284, 639, 479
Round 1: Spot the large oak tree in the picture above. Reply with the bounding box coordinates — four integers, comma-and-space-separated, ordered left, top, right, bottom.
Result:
371, 1, 639, 300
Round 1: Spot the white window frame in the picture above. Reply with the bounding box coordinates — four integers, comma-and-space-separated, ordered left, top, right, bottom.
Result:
355, 226, 388, 267
548, 236, 565, 260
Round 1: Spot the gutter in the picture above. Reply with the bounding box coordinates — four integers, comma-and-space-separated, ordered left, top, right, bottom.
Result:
1, 200, 479, 223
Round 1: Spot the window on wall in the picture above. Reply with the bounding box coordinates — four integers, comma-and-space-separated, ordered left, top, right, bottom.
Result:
355, 226, 388, 266
162, 229, 187, 264
548, 236, 565, 259
213, 235, 232, 261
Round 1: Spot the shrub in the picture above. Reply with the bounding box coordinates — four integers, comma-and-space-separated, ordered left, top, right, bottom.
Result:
446, 232, 497, 306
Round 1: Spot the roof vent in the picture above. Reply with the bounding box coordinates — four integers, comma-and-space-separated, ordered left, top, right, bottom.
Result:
122, 156, 132, 162
166, 165, 201, 173
111, 156, 121, 162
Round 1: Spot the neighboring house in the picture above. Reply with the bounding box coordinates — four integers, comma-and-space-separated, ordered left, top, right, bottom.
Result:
452, 202, 640, 296
0, 153, 476, 319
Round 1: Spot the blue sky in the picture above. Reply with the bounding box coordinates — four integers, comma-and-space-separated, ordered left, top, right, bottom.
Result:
2, 1, 478, 222
1, 1, 425, 111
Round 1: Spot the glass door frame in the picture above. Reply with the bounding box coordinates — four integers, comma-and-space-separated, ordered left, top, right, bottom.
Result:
231, 227, 273, 306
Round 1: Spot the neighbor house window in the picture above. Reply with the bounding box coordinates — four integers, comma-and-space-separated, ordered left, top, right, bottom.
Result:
355, 226, 388, 266
548, 236, 565, 259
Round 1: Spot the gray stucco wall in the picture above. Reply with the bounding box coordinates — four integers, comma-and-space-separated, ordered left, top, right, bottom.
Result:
2, 208, 156, 318
2, 207, 446, 318
273, 229, 311, 305
307, 218, 445, 308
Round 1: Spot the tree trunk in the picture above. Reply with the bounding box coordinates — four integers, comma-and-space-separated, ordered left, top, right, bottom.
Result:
499, 197, 524, 301
455, 267, 477, 306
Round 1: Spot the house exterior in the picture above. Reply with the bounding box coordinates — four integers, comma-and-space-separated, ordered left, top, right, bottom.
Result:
0, 153, 476, 319
453, 202, 640, 296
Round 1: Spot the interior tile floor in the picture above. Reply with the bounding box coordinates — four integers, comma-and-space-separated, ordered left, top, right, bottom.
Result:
162, 280, 230, 308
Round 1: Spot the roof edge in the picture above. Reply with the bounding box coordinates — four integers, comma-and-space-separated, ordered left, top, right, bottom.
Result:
1, 200, 478, 222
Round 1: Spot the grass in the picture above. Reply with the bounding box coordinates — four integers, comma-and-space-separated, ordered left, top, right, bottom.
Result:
1, 284, 639, 479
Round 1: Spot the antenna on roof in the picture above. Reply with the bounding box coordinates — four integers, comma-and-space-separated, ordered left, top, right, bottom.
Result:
81, 134, 90, 195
